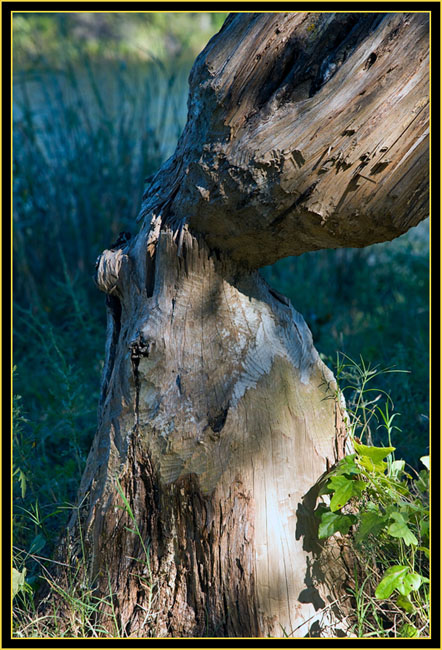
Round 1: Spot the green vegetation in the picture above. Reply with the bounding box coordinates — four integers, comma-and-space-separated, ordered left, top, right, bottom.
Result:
315, 355, 429, 637
13, 13, 429, 639
13, 13, 228, 67
13, 476, 157, 637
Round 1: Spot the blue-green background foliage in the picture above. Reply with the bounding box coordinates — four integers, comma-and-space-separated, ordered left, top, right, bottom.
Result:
13, 13, 429, 569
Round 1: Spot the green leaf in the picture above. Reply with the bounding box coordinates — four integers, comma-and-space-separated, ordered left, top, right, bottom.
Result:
416, 470, 429, 493
124, 526, 139, 536
389, 511, 408, 523
358, 455, 388, 473
318, 511, 356, 539
13, 467, 27, 498
354, 441, 395, 463
419, 518, 429, 541
328, 475, 366, 512
420, 455, 430, 470
355, 511, 387, 544
387, 522, 417, 546
328, 476, 353, 511
19, 469, 27, 499
400, 572, 422, 596
332, 454, 360, 476
115, 478, 135, 521
375, 565, 408, 599
387, 513, 418, 546
418, 545, 430, 559
389, 459, 411, 479
396, 594, 414, 613
29, 533, 46, 555
399, 623, 419, 638
12, 567, 27, 599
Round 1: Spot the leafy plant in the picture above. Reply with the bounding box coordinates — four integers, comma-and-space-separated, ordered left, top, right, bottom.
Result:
317, 356, 430, 638
13, 567, 30, 599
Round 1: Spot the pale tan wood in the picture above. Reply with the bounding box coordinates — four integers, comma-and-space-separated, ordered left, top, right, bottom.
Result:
74, 229, 348, 637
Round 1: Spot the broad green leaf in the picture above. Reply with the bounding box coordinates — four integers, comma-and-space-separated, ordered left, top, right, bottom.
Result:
318, 511, 355, 539
355, 511, 387, 544
328, 475, 352, 511
396, 594, 414, 613
12, 567, 26, 599
332, 454, 360, 476
419, 519, 429, 541
387, 522, 418, 546
389, 511, 408, 523
420, 455, 430, 470
399, 623, 419, 638
353, 442, 395, 463
358, 455, 388, 474
387, 513, 418, 546
375, 565, 408, 599
328, 475, 366, 512
401, 572, 422, 595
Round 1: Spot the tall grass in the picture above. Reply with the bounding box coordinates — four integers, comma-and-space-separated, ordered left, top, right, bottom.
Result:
13, 53, 188, 308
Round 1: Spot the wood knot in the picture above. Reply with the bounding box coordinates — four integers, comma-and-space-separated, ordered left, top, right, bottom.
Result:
129, 333, 154, 382
94, 248, 126, 295
129, 333, 152, 364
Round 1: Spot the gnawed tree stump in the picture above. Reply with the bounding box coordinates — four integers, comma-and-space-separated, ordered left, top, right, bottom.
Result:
82, 228, 350, 637
57, 12, 428, 637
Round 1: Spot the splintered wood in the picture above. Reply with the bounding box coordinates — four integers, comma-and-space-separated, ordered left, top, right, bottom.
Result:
76, 229, 349, 636
139, 13, 429, 268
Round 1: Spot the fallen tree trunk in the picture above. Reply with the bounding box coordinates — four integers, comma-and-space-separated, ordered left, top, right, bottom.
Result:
56, 12, 428, 637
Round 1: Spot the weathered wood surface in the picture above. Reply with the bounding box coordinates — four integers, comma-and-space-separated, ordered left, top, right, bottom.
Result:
139, 12, 429, 267
58, 12, 429, 638
82, 229, 349, 637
